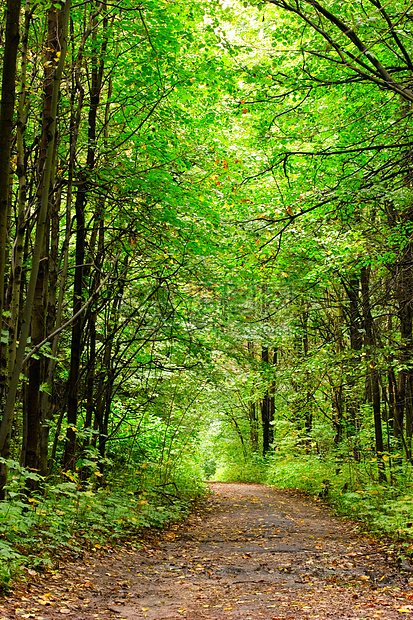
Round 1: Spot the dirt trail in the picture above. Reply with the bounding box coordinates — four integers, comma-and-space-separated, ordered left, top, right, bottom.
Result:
1, 482, 413, 619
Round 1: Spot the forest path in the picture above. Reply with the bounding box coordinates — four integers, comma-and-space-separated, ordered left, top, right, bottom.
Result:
2, 482, 413, 619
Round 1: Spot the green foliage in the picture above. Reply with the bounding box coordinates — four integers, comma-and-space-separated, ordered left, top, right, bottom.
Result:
0, 443, 205, 589
0, 540, 25, 593
216, 452, 267, 484
0, 482, 193, 590
263, 431, 413, 544
336, 486, 413, 540
265, 453, 336, 496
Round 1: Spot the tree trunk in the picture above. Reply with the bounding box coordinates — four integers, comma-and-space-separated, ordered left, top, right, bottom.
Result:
344, 274, 363, 460
7, 0, 30, 390
361, 265, 385, 481
22, 5, 64, 484
0, 0, 72, 494
41, 46, 85, 475
261, 346, 274, 456
64, 4, 105, 469
395, 242, 413, 455
332, 296, 345, 444
0, 0, 22, 347
302, 309, 312, 443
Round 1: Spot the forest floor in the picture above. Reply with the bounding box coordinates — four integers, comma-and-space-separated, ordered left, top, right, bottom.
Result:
1, 482, 413, 619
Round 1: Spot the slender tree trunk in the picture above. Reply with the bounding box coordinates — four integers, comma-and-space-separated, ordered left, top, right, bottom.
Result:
64, 173, 86, 469
385, 202, 413, 454
7, 0, 30, 387
0, 0, 22, 345
93, 256, 126, 460
394, 249, 413, 454
84, 216, 105, 440
248, 402, 259, 451
38, 186, 61, 476
361, 266, 385, 481
64, 4, 105, 469
344, 274, 363, 460
41, 51, 85, 475
388, 368, 398, 436
332, 296, 345, 444
246, 341, 259, 451
23, 247, 47, 486
270, 349, 276, 445
23, 5, 64, 483
261, 346, 270, 456
0, 1, 22, 491
302, 309, 312, 443
0, 0, 72, 496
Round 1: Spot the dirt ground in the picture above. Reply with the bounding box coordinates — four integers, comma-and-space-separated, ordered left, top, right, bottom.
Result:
1, 482, 413, 619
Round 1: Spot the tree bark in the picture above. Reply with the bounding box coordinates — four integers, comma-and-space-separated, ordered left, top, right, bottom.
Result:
394, 236, 413, 455
344, 274, 363, 460
64, 2, 106, 469
0, 0, 22, 336
22, 5, 65, 484
261, 346, 275, 456
361, 265, 385, 481
0, 0, 72, 486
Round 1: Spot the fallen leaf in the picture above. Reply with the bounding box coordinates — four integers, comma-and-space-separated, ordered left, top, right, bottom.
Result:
26, 568, 37, 577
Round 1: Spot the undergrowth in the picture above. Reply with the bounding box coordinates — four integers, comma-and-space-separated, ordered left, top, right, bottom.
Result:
0, 458, 206, 593
264, 449, 413, 554
214, 452, 267, 484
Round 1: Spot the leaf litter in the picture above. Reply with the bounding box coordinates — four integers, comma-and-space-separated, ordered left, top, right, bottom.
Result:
0, 482, 412, 619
